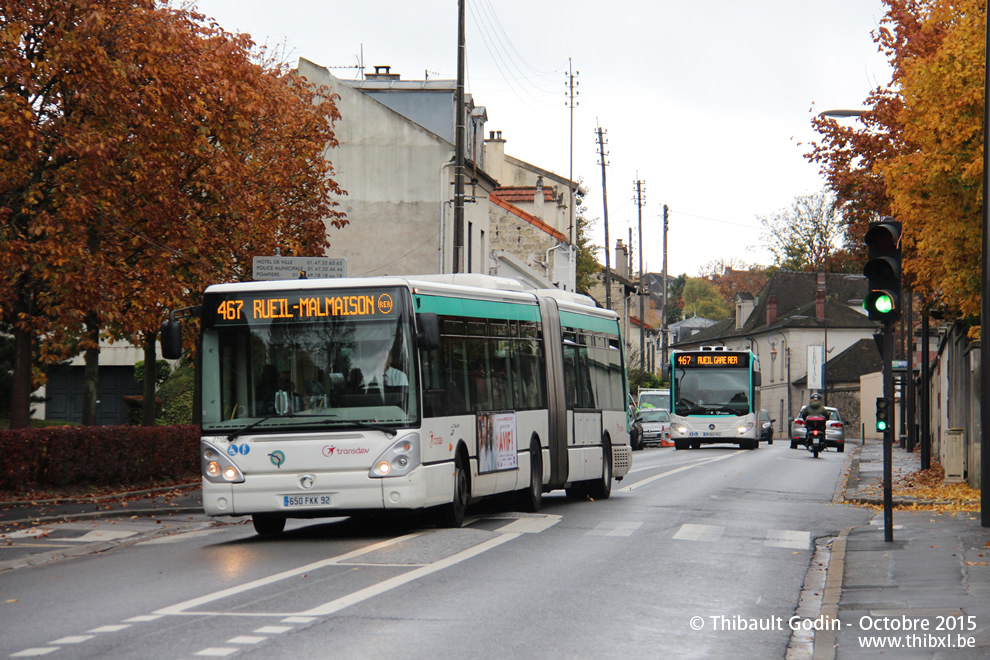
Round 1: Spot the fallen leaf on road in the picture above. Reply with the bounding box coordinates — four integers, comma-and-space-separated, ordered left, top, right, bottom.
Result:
6, 599, 18, 603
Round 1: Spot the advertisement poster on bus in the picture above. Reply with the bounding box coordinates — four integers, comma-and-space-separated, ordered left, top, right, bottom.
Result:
477, 411, 518, 474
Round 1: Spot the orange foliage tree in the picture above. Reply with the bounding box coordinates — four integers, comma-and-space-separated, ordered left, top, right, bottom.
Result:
0, 0, 346, 428
807, 0, 984, 325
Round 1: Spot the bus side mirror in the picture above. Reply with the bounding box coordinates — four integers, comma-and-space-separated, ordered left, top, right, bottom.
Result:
161, 319, 183, 360
661, 363, 670, 381
753, 371, 761, 387
416, 312, 440, 350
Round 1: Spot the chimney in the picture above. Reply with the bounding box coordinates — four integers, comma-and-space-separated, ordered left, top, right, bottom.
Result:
534, 176, 544, 219
484, 130, 506, 182
767, 295, 777, 325
365, 65, 400, 81
816, 289, 825, 320
615, 239, 628, 278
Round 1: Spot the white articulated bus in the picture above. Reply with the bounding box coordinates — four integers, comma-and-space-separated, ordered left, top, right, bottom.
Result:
163, 274, 631, 534
663, 346, 762, 450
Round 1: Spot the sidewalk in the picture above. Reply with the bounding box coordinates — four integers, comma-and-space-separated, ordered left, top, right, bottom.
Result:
822, 439, 990, 659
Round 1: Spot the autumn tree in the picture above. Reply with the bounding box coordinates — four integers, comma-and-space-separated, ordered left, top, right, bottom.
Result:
0, 0, 346, 428
808, 0, 983, 324
700, 258, 770, 304
757, 192, 846, 272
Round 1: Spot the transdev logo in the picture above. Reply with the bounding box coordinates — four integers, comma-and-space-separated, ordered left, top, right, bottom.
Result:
323, 445, 369, 457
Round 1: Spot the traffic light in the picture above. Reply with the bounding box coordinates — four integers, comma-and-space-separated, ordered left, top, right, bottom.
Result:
875, 397, 890, 433
863, 218, 902, 322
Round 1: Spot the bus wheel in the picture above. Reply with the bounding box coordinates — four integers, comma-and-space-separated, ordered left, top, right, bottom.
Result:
252, 514, 286, 536
435, 452, 469, 528
674, 439, 688, 450
588, 436, 612, 500
516, 441, 543, 513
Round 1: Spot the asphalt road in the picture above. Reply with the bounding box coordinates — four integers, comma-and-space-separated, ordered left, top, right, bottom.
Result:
0, 442, 872, 659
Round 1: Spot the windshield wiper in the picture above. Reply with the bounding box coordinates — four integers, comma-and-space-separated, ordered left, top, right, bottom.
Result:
350, 420, 398, 438
226, 414, 338, 442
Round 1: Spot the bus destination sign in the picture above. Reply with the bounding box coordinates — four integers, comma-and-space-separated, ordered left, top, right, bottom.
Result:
208, 290, 398, 325
675, 352, 749, 368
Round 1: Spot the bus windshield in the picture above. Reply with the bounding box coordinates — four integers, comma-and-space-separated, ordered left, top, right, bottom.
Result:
673, 367, 751, 416
200, 286, 419, 434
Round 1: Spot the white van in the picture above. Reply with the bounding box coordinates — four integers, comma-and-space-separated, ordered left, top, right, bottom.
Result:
637, 388, 670, 412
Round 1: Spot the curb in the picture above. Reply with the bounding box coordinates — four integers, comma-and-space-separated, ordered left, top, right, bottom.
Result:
813, 525, 854, 660
0, 482, 200, 508
1, 506, 205, 527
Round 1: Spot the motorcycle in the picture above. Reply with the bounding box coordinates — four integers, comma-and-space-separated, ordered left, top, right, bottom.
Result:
804, 415, 827, 458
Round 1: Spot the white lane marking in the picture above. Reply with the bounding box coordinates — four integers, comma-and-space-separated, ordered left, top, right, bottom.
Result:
226, 636, 266, 644
62, 530, 136, 543
10, 649, 59, 657
587, 521, 643, 537
496, 514, 561, 534
281, 616, 317, 623
299, 532, 521, 616
87, 624, 130, 633
124, 615, 163, 622
154, 532, 427, 615
194, 648, 237, 657
139, 530, 224, 545
254, 626, 293, 634
619, 452, 741, 491
49, 636, 93, 644
4, 528, 55, 539
765, 529, 811, 549
673, 524, 725, 542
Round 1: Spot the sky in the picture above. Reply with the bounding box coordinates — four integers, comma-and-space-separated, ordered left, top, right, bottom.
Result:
189, 0, 892, 278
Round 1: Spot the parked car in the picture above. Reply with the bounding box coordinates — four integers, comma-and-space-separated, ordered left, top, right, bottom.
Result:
758, 409, 775, 444
790, 406, 845, 452
631, 408, 671, 450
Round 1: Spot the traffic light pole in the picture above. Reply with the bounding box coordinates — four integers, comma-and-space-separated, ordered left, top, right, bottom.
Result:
882, 320, 894, 542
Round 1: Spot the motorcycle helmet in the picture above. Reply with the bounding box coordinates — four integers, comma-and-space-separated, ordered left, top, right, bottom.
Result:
810, 392, 822, 401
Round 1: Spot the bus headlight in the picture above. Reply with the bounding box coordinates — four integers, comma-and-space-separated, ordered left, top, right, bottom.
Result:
370, 434, 421, 478
736, 422, 755, 435
202, 442, 245, 483
675, 425, 689, 435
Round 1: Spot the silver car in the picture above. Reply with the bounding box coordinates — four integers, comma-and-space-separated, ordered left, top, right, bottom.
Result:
790, 406, 845, 452
632, 408, 671, 449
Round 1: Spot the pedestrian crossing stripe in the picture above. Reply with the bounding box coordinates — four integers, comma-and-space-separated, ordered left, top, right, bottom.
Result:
587, 521, 643, 537
669, 523, 810, 549
673, 523, 725, 542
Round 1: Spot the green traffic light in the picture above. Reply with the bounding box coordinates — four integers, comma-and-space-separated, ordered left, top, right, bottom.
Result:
872, 294, 894, 314
876, 420, 888, 432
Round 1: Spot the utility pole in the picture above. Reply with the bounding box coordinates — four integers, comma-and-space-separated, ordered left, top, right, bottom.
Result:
452, 0, 466, 273
596, 124, 611, 310
661, 204, 669, 366
565, 60, 579, 292
634, 179, 646, 370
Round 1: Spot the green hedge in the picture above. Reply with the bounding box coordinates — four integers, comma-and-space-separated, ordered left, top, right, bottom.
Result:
0, 425, 199, 490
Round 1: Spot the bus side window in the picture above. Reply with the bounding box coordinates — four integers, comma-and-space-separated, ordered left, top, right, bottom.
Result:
420, 348, 445, 417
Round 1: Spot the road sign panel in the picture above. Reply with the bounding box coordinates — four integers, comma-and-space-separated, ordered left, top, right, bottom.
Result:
252, 256, 346, 281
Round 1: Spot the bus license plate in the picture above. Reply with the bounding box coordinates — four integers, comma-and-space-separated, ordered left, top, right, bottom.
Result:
283, 494, 332, 508
702, 432, 722, 437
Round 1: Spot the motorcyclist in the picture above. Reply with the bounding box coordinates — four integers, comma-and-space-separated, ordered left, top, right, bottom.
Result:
802, 392, 829, 420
